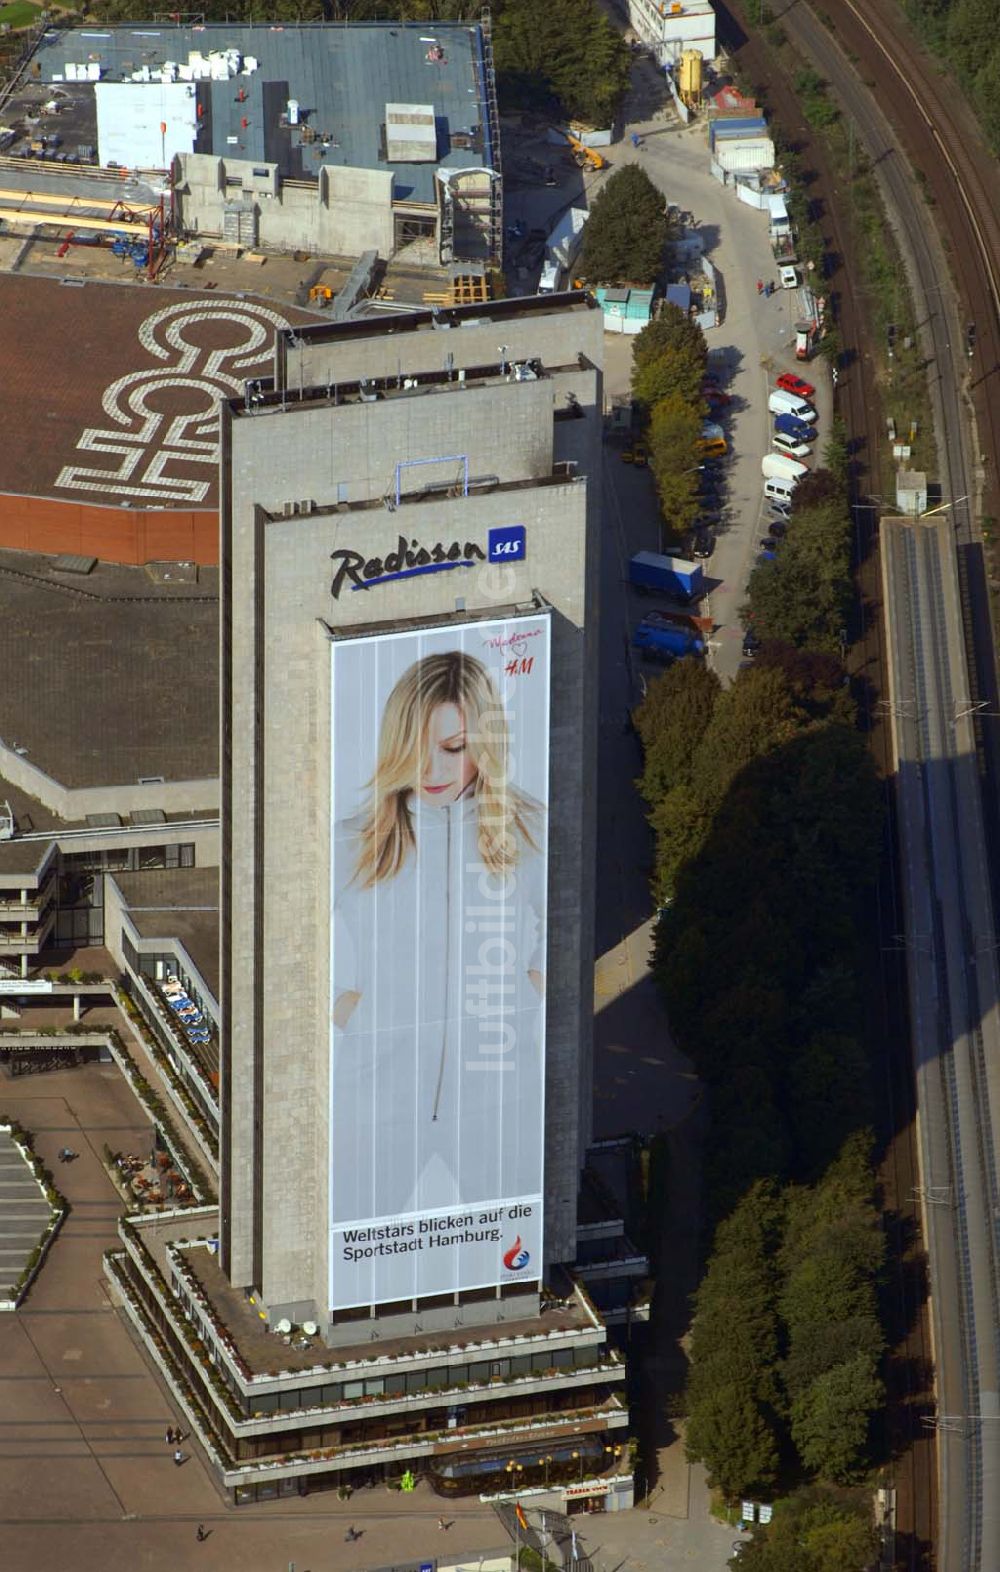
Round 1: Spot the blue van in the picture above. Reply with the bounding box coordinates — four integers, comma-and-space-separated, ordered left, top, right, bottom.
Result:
774, 412, 816, 443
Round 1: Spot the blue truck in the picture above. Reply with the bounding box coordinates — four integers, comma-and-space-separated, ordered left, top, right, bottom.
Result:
629, 551, 704, 603
774, 412, 816, 443
633, 616, 705, 662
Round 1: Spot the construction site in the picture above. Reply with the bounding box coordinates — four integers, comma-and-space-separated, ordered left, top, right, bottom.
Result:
0, 19, 503, 278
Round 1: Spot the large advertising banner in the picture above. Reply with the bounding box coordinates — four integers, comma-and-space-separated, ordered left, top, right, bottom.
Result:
328, 612, 550, 1311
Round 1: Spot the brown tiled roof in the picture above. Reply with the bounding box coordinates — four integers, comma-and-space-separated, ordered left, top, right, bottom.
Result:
0, 275, 309, 509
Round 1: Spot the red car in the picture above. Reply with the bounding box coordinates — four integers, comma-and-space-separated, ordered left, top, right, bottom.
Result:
776, 372, 815, 399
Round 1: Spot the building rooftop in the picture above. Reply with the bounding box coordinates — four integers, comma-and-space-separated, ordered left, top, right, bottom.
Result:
0, 274, 307, 510
23, 22, 493, 196
277, 288, 596, 359
0, 550, 219, 789
111, 867, 220, 999
179, 1243, 598, 1378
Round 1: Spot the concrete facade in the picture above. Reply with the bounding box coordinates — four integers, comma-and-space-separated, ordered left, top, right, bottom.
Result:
221, 296, 604, 1335
628, 0, 716, 65
175, 156, 397, 257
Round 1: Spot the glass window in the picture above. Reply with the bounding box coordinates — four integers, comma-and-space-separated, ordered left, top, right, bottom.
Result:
384, 1373, 406, 1396
364, 1378, 385, 1397
343, 1381, 364, 1399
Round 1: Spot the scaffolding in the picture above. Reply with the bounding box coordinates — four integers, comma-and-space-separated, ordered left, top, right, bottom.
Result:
0, 189, 169, 279
479, 6, 503, 266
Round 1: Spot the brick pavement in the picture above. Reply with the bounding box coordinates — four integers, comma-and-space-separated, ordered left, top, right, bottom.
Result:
0, 1061, 515, 1572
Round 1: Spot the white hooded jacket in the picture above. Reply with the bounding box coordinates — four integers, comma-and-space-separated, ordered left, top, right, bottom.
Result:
331, 791, 546, 1228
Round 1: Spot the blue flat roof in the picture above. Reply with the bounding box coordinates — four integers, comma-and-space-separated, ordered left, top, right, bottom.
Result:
33, 22, 492, 199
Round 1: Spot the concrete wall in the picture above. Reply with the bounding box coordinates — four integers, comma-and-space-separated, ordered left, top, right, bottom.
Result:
280, 306, 601, 398
175, 154, 396, 256
0, 741, 218, 822
0, 493, 217, 567
222, 306, 603, 1322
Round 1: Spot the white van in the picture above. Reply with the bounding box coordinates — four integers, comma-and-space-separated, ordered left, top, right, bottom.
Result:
764, 476, 797, 504
768, 389, 817, 422
762, 452, 809, 482
779, 264, 799, 290
772, 431, 813, 460
538, 260, 560, 293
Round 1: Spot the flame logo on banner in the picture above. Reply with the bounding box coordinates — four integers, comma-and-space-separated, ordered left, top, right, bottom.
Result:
503, 1236, 530, 1271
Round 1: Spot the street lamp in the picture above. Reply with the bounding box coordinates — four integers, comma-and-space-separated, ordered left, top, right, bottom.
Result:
571, 1448, 584, 1481
539, 1454, 554, 1486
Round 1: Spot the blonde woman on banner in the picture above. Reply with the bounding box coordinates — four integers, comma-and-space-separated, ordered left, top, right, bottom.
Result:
331, 636, 548, 1240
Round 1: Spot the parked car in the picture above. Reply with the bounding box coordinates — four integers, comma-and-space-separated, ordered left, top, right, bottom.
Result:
768, 499, 792, 519
693, 527, 714, 559
772, 432, 813, 460
779, 264, 799, 289
768, 518, 787, 537
776, 372, 816, 399
742, 629, 761, 658
704, 388, 731, 408
774, 412, 815, 442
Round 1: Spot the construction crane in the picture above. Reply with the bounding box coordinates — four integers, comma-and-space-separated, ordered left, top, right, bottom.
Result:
563, 132, 607, 171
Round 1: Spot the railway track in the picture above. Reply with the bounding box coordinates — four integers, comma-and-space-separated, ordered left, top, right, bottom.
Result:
810, 0, 1000, 528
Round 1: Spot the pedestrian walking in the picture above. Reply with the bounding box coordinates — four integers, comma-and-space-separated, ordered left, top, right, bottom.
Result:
173, 1448, 185, 1466
438, 1517, 448, 1531
196, 1524, 208, 1542
164, 1427, 173, 1445
756, 278, 763, 295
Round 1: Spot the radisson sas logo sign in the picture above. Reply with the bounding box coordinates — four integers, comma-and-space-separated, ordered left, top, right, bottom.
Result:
330, 526, 526, 599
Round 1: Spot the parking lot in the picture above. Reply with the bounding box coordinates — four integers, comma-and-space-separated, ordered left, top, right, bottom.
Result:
597, 119, 833, 684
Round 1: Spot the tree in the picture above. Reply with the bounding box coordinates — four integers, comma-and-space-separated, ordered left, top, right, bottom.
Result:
647, 782, 715, 900
738, 1489, 877, 1572
784, 1032, 871, 1180
790, 1351, 884, 1481
631, 303, 708, 408
685, 1182, 785, 1497
494, 0, 631, 125
685, 1380, 780, 1500
647, 393, 702, 530
744, 501, 853, 651
790, 466, 844, 512
578, 164, 668, 285
632, 344, 707, 412
633, 304, 707, 367
633, 658, 720, 802
688, 666, 806, 808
